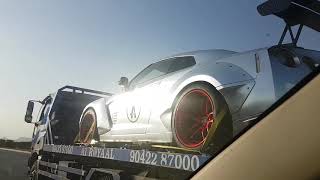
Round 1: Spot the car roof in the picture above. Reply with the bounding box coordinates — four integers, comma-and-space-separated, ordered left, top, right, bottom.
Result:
166, 49, 238, 63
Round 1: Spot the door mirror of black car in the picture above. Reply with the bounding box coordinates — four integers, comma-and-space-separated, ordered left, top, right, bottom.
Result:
118, 77, 129, 91
25, 101, 34, 123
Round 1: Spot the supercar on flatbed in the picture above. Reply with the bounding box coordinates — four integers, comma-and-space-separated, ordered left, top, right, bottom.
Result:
79, 45, 320, 151
78, 0, 320, 151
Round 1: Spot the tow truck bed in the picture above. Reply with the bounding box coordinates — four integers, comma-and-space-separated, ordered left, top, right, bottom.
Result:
35, 144, 210, 179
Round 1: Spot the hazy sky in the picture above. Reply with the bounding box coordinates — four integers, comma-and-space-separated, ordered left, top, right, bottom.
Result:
0, 0, 319, 139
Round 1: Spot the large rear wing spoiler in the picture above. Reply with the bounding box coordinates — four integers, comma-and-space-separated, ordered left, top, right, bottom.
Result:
258, 0, 320, 45
257, 0, 320, 32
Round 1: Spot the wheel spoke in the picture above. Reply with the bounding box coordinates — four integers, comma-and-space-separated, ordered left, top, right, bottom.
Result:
190, 126, 203, 139
201, 131, 205, 141
205, 123, 211, 133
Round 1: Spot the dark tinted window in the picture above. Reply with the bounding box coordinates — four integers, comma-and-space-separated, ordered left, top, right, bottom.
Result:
129, 56, 195, 88
39, 98, 52, 125
168, 56, 196, 73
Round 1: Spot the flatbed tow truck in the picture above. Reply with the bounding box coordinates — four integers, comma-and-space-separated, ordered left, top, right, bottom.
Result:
24, 86, 210, 180
24, 1, 320, 178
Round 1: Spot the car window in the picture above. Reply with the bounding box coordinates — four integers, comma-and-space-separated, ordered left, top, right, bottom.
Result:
129, 56, 195, 89
129, 60, 172, 88
39, 99, 52, 125
168, 56, 196, 73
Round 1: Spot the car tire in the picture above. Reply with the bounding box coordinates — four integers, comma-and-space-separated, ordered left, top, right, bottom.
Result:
172, 83, 233, 152
79, 108, 98, 144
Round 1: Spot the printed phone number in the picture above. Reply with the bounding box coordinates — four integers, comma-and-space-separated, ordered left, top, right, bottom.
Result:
129, 150, 201, 171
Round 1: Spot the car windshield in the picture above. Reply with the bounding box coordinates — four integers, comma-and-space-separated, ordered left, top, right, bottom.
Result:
0, 0, 319, 180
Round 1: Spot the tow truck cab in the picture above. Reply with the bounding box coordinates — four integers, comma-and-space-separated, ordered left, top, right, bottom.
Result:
24, 86, 110, 165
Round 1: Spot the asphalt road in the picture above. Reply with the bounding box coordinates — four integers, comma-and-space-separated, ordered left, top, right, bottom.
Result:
0, 148, 29, 180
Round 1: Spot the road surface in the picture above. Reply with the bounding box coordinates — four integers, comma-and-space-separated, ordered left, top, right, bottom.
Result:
0, 148, 29, 180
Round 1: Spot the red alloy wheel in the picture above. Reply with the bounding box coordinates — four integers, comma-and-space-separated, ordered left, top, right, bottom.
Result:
174, 89, 215, 148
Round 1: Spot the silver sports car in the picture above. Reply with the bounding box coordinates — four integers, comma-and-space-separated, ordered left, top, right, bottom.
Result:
78, 46, 319, 150
78, 0, 320, 151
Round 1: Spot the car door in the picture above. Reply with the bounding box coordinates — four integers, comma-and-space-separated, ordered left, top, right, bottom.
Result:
108, 82, 161, 135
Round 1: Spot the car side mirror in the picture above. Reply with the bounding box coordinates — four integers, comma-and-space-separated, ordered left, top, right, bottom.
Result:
25, 101, 34, 123
118, 77, 129, 91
